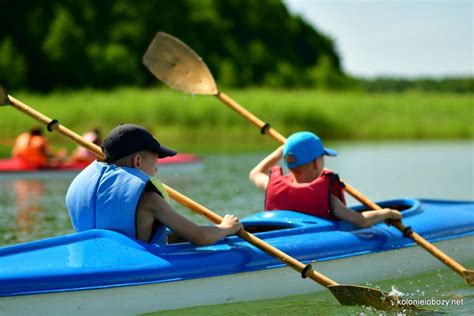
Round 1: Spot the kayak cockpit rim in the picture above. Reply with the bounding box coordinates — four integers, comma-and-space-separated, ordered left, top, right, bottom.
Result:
167, 198, 422, 244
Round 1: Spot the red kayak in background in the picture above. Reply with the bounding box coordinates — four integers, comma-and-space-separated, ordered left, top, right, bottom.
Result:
0, 154, 201, 174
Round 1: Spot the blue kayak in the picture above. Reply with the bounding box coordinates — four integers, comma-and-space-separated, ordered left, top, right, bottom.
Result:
0, 198, 473, 315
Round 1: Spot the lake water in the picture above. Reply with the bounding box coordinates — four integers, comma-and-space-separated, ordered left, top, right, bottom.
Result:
0, 141, 473, 315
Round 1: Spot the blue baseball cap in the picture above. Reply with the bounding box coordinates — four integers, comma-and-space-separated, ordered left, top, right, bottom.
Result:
283, 131, 337, 168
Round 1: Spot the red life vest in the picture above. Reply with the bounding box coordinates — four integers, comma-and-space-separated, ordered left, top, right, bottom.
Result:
265, 166, 346, 220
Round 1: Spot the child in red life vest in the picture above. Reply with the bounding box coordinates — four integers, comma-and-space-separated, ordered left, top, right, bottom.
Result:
249, 131, 401, 227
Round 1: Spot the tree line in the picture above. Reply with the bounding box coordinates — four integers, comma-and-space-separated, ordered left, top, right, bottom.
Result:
0, 0, 344, 91
0, 0, 471, 93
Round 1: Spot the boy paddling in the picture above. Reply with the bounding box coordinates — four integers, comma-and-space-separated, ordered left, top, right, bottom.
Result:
66, 124, 242, 244
249, 131, 401, 227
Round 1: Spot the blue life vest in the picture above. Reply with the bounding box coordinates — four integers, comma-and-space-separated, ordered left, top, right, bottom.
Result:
65, 160, 167, 244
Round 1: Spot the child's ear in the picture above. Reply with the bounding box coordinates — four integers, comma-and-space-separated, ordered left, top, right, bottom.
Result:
314, 157, 323, 169
132, 154, 141, 168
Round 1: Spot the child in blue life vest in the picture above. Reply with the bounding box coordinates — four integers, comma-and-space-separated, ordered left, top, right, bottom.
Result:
66, 124, 242, 244
249, 131, 401, 227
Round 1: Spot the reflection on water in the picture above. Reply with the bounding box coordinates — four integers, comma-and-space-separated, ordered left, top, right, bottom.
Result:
14, 179, 43, 235
0, 174, 74, 245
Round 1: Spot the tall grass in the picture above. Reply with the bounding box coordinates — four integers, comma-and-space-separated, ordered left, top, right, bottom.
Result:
0, 87, 472, 156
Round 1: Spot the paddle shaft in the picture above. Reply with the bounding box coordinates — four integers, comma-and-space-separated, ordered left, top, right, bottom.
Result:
6, 93, 338, 289
215, 90, 471, 278
348, 183, 469, 277
331, 162, 470, 278
216, 92, 286, 144
8, 95, 102, 156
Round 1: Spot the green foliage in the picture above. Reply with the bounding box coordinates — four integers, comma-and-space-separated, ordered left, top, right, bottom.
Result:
87, 43, 142, 86
0, 37, 27, 89
359, 77, 474, 93
0, 1, 470, 92
0, 0, 340, 91
264, 62, 301, 88
42, 6, 85, 62
0, 88, 471, 157
216, 59, 238, 87
307, 55, 340, 89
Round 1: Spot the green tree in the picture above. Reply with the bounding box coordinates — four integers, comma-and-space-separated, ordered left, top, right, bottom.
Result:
0, 37, 27, 89
42, 6, 88, 86
307, 55, 350, 90
0, 0, 344, 90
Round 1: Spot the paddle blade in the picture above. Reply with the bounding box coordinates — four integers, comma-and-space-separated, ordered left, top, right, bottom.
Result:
328, 284, 417, 311
0, 85, 10, 105
143, 32, 218, 95
463, 270, 474, 286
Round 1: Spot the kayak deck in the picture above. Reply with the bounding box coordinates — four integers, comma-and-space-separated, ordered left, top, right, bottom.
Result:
0, 198, 473, 298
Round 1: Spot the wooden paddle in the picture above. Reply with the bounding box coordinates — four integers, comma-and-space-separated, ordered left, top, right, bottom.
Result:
0, 85, 415, 310
142, 31, 474, 286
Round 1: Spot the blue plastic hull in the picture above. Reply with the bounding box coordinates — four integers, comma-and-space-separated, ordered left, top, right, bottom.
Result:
0, 198, 473, 313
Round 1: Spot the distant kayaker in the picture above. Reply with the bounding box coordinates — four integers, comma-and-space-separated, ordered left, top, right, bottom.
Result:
68, 127, 102, 164
12, 126, 65, 167
249, 131, 402, 227
66, 124, 242, 245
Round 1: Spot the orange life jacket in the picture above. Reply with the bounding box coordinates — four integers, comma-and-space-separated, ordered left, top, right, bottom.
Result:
12, 133, 48, 166
265, 166, 346, 220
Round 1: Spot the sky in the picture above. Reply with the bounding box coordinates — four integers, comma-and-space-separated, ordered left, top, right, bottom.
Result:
284, 0, 473, 78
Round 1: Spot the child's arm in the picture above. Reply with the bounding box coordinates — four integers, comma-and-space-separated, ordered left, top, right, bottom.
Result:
331, 194, 402, 228
249, 146, 283, 191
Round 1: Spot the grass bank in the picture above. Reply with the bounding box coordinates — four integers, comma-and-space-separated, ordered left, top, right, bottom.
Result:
0, 87, 472, 156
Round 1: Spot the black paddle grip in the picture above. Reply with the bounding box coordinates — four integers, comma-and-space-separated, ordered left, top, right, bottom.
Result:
301, 264, 312, 278
260, 123, 271, 135
403, 226, 413, 238
47, 119, 59, 132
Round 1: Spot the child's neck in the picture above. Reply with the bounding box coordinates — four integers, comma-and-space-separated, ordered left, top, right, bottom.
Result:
292, 168, 320, 183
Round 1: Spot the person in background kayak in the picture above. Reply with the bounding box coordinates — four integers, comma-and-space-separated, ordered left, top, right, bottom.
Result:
66, 124, 242, 245
249, 131, 402, 228
12, 126, 65, 167
68, 127, 102, 164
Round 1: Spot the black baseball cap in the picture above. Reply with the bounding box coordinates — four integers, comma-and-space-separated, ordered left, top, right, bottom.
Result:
102, 124, 177, 162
